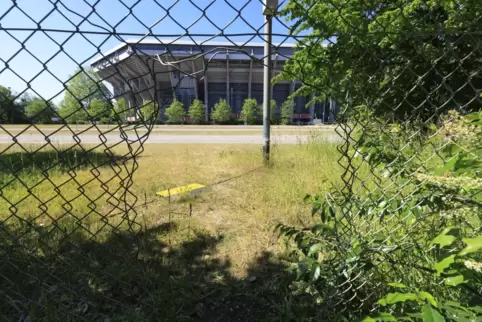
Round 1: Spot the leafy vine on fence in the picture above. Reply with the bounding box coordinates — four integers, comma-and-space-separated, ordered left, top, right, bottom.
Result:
278, 110, 482, 320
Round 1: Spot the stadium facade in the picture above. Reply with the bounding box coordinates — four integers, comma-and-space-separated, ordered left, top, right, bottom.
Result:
91, 39, 339, 123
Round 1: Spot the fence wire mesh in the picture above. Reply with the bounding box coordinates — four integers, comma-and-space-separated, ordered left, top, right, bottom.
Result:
0, 0, 481, 321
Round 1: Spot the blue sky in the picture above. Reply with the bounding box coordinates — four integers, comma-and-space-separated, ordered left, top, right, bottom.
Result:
0, 0, 298, 104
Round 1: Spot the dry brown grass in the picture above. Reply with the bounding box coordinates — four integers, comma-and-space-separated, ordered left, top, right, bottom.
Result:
130, 140, 341, 276
0, 140, 340, 278
0, 138, 342, 320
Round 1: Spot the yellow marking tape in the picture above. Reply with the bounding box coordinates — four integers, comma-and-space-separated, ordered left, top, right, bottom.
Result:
156, 183, 211, 200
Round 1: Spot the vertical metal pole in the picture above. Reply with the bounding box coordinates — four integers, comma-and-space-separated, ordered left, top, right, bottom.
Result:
263, 15, 272, 162
204, 73, 209, 123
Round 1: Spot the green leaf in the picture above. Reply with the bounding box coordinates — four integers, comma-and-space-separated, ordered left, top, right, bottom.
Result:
387, 282, 407, 288
308, 243, 323, 256
312, 201, 322, 216
366, 313, 397, 321
422, 304, 445, 322
311, 264, 321, 282
434, 156, 458, 175
377, 293, 418, 306
464, 112, 482, 121
328, 205, 336, 218
444, 301, 467, 312
379, 245, 397, 253
459, 236, 482, 256
444, 275, 465, 286
469, 306, 482, 313
418, 291, 437, 307
412, 206, 423, 218
431, 228, 456, 248
433, 255, 455, 275
442, 305, 472, 322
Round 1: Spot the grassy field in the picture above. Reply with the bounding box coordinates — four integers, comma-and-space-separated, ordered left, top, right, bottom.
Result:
0, 137, 344, 320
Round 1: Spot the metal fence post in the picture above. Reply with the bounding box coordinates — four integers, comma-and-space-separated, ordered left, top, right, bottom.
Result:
263, 0, 277, 163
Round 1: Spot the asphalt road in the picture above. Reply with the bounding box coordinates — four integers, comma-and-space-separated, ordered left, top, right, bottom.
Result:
0, 133, 339, 145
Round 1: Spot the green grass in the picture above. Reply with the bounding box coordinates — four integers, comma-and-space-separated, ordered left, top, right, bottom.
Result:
0, 138, 343, 320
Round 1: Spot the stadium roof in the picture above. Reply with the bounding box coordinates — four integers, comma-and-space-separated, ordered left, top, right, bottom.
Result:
91, 38, 297, 65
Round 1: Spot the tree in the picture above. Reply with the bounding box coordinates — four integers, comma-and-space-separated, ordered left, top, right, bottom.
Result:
255, 99, 277, 123
112, 98, 134, 123
165, 100, 186, 123
211, 98, 232, 124
139, 100, 157, 121
88, 99, 111, 123
188, 99, 205, 124
280, 99, 295, 125
277, 0, 482, 121
59, 67, 110, 124
0, 85, 25, 123
241, 98, 259, 125
24, 97, 56, 124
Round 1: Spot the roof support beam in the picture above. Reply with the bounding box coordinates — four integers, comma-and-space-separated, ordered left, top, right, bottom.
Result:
309, 94, 315, 123
248, 49, 253, 99
271, 53, 278, 99
192, 60, 198, 99
203, 59, 209, 123
226, 50, 230, 105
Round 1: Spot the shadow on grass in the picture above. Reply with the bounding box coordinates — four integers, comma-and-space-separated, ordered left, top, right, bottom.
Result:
0, 148, 124, 176
0, 218, 313, 321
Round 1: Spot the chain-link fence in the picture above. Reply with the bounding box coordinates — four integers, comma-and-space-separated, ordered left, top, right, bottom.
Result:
275, 0, 482, 320
1, 0, 481, 320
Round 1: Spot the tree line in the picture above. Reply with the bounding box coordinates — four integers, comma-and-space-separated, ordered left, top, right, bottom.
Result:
0, 68, 133, 125
1, 66, 298, 125
165, 97, 296, 125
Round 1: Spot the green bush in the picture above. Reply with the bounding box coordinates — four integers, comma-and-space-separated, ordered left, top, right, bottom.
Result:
188, 99, 205, 124
277, 110, 482, 320
248, 99, 277, 124
139, 100, 157, 121
211, 98, 232, 124
270, 99, 277, 122
165, 100, 185, 123
280, 99, 294, 125
241, 98, 258, 125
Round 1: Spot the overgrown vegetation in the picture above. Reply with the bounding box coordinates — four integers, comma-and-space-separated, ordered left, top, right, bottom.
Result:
277, 0, 482, 121
277, 110, 482, 320
280, 99, 295, 125
273, 1, 482, 319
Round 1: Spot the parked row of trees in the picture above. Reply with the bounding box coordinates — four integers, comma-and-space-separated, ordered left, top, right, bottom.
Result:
164, 97, 296, 125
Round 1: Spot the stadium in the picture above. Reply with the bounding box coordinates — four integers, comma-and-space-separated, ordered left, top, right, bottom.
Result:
91, 39, 339, 123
